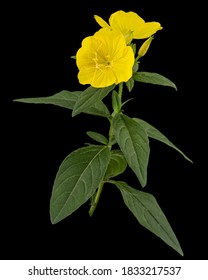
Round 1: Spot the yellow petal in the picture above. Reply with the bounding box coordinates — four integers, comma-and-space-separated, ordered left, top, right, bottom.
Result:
94, 15, 110, 29
78, 65, 99, 85
134, 22, 163, 39
110, 11, 144, 31
94, 28, 127, 60
109, 11, 145, 44
112, 46, 134, 84
76, 37, 95, 69
92, 68, 116, 88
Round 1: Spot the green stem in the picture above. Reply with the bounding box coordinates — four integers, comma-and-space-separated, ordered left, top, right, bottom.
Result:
108, 118, 114, 147
118, 82, 123, 101
89, 182, 104, 216
89, 83, 124, 217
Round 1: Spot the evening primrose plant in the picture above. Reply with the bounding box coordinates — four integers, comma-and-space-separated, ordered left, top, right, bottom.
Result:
14, 10, 192, 256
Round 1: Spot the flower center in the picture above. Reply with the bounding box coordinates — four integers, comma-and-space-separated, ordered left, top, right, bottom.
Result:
93, 52, 113, 71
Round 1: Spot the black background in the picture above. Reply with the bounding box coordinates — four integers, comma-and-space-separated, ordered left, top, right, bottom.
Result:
2, 0, 206, 260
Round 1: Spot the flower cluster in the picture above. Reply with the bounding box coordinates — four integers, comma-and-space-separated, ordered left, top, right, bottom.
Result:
76, 10, 162, 88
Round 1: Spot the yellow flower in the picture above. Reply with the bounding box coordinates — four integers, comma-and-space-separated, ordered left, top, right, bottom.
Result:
138, 36, 154, 57
94, 10, 162, 45
76, 28, 134, 88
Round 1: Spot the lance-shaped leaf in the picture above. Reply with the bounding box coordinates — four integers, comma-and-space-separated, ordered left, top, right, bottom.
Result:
112, 90, 121, 113
87, 131, 108, 145
72, 85, 115, 117
50, 145, 110, 224
133, 72, 177, 90
125, 77, 134, 92
13, 90, 81, 109
104, 150, 127, 179
111, 180, 183, 256
112, 113, 150, 187
14, 90, 110, 118
134, 118, 192, 163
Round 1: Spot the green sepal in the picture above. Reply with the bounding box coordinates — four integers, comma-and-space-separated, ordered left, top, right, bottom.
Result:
104, 150, 127, 179
72, 85, 115, 117
110, 180, 183, 256
131, 43, 137, 55
133, 71, 177, 90
87, 131, 108, 145
134, 118, 192, 163
50, 145, 110, 224
112, 113, 150, 187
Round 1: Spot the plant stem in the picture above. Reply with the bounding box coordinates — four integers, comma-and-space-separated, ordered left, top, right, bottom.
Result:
89, 83, 124, 217
118, 82, 123, 102
89, 182, 104, 216
108, 119, 114, 147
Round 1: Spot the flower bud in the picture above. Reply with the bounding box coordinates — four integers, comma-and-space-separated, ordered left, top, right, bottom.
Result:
138, 36, 154, 57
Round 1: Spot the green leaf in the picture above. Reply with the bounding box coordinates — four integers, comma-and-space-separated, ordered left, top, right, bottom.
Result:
112, 113, 150, 187
133, 72, 177, 90
112, 90, 121, 113
134, 118, 192, 163
84, 101, 110, 118
72, 85, 115, 117
121, 98, 134, 108
13, 90, 81, 110
125, 77, 134, 92
104, 150, 127, 179
50, 145, 110, 224
111, 180, 183, 256
87, 131, 108, 145
133, 61, 139, 73
14, 90, 110, 118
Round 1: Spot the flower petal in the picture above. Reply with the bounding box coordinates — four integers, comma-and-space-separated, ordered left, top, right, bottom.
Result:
109, 11, 145, 44
134, 22, 163, 39
94, 15, 110, 29
92, 68, 116, 88
110, 11, 144, 31
112, 46, 134, 84
76, 37, 95, 69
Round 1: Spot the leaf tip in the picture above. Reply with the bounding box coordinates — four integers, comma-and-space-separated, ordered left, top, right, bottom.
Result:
50, 213, 60, 225
187, 158, 193, 164
71, 110, 77, 117
175, 245, 184, 256
50, 214, 56, 225
12, 99, 21, 102
141, 181, 147, 188
50, 206, 60, 225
